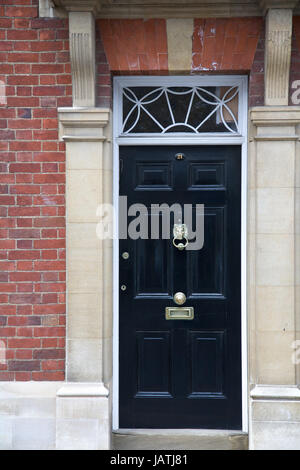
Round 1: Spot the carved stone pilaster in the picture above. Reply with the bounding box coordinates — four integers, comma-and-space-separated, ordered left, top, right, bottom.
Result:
69, 11, 96, 107
264, 9, 293, 106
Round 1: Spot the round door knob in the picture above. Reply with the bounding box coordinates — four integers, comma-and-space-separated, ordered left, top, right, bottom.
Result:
173, 292, 186, 305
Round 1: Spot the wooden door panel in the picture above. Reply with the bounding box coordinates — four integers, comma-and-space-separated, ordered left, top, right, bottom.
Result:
186, 207, 225, 297
188, 162, 226, 189
135, 162, 173, 191
188, 330, 225, 397
119, 145, 241, 429
134, 237, 171, 297
136, 331, 173, 398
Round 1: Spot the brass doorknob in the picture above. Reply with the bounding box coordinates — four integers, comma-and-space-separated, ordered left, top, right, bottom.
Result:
173, 292, 186, 305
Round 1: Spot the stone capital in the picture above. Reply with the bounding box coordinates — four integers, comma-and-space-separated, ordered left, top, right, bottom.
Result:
58, 107, 111, 141
250, 106, 300, 126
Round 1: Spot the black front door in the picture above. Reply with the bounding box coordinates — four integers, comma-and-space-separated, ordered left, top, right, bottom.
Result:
119, 145, 241, 429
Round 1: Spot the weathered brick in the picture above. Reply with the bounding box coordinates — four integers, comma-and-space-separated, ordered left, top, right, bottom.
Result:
0, 196, 15, 205
16, 304, 32, 314
32, 130, 58, 140
33, 217, 65, 228
32, 371, 64, 381
42, 359, 64, 371
8, 250, 40, 260
7, 52, 39, 63
8, 121, 41, 130
33, 348, 65, 359
0, 130, 15, 140
35, 283, 66, 292
0, 283, 17, 292
39, 30, 56, 41
8, 316, 40, 327
8, 207, 40, 217
8, 360, 40, 371
0, 327, 16, 336
34, 260, 65, 271
7, 30, 37, 41
10, 184, 40, 194
7, 338, 41, 349
5, 7, 38, 18
16, 326, 33, 337
32, 64, 64, 74
33, 304, 65, 315
14, 372, 31, 381
14, 18, 30, 29
9, 229, 40, 239
9, 141, 41, 152
17, 283, 33, 293
9, 293, 41, 304
17, 239, 33, 249
31, 41, 63, 52
0, 372, 15, 381
17, 108, 32, 119
15, 130, 33, 140
33, 152, 65, 162
0, 240, 15, 249
33, 239, 64, 249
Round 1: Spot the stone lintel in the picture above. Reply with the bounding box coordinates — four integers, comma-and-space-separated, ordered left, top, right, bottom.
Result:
49, 0, 300, 18
51, 0, 262, 18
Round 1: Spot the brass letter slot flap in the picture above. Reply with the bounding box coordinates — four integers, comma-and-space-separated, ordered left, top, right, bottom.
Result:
165, 306, 194, 320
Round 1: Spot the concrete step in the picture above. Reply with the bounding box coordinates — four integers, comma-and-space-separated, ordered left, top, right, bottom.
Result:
112, 429, 248, 450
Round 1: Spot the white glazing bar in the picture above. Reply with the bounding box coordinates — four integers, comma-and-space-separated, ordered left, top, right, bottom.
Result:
121, 82, 240, 135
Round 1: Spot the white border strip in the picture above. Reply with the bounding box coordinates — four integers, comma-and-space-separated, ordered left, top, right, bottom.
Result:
112, 75, 248, 433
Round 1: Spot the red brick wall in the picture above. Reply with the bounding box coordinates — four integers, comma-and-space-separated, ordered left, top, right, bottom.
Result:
249, 26, 265, 107
96, 21, 112, 107
0, 1, 113, 381
0, 1, 70, 381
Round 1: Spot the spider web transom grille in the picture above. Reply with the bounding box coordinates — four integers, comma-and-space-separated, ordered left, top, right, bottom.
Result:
122, 86, 239, 135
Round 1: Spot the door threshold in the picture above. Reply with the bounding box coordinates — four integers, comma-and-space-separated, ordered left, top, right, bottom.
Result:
112, 429, 248, 450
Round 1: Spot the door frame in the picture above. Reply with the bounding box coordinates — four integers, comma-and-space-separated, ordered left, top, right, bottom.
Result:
112, 75, 248, 432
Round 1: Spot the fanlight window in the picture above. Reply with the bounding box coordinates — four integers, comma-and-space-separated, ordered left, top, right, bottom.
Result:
122, 86, 239, 135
